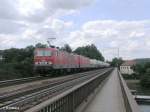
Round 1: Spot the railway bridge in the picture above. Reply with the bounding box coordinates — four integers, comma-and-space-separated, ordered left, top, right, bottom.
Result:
0, 68, 141, 112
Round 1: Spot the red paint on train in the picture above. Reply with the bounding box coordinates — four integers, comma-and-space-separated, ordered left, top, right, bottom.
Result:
34, 47, 109, 71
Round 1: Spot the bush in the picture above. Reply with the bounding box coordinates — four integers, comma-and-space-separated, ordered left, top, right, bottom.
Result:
140, 67, 150, 88
140, 75, 150, 88
122, 73, 139, 79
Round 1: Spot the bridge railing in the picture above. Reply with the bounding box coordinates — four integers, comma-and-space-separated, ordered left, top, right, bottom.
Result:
25, 69, 112, 112
118, 70, 141, 112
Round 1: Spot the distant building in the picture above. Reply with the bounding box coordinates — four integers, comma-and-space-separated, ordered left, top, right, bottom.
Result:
120, 60, 136, 75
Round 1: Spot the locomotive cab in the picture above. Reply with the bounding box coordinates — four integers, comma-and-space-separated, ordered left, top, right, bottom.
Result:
34, 48, 56, 71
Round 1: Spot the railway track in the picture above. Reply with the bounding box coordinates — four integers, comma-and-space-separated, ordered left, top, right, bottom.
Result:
0, 76, 44, 87
0, 69, 104, 103
0, 68, 112, 112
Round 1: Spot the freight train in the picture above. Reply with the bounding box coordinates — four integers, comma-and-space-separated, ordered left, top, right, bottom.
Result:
34, 47, 109, 74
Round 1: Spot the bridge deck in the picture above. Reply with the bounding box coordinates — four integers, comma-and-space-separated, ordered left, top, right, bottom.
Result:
83, 69, 126, 112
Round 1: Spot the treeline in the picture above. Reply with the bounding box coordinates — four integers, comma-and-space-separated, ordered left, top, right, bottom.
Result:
133, 62, 150, 88
0, 43, 104, 80
74, 44, 104, 61
0, 46, 35, 80
110, 57, 124, 67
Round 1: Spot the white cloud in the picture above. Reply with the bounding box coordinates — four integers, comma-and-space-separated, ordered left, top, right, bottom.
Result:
0, 0, 22, 20
44, 0, 92, 10
0, 19, 26, 34
0, 0, 93, 49
21, 0, 94, 23
67, 20, 150, 60
51, 19, 73, 31
0, 0, 149, 60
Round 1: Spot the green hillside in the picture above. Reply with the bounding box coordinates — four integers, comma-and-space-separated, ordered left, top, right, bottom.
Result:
134, 58, 150, 64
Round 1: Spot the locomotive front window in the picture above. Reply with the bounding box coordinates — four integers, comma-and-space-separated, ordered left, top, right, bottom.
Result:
45, 51, 51, 56
37, 50, 52, 56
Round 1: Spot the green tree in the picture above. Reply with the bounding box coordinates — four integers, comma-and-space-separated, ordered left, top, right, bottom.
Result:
74, 44, 104, 61
132, 64, 145, 75
133, 62, 150, 88
111, 57, 123, 67
0, 45, 36, 80
61, 44, 72, 53
140, 69, 150, 88
35, 43, 47, 48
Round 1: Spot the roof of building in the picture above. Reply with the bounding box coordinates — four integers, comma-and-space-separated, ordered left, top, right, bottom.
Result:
121, 60, 136, 66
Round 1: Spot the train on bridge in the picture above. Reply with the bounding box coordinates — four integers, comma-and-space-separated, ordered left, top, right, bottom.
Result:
34, 47, 109, 74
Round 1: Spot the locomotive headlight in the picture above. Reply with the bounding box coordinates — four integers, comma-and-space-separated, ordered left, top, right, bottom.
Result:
35, 62, 38, 65
48, 62, 52, 64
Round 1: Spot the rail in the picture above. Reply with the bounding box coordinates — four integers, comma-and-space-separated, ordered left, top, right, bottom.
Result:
0, 76, 42, 87
118, 70, 141, 112
24, 68, 113, 112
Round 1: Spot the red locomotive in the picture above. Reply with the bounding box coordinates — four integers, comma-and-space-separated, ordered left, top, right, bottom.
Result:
34, 47, 109, 73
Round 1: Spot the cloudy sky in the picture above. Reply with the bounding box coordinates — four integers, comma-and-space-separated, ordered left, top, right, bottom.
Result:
0, 0, 150, 60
